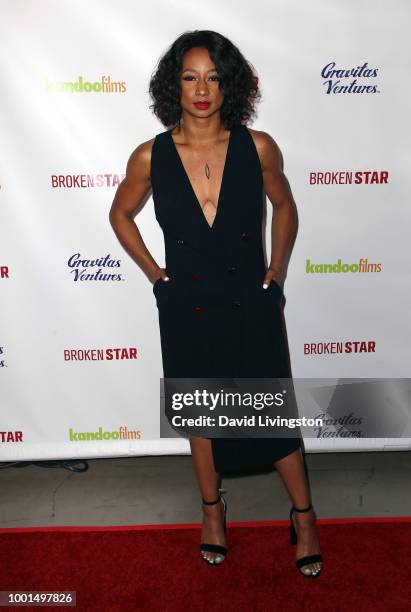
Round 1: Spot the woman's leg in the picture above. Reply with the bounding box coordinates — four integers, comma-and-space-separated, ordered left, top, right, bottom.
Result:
274, 447, 323, 575
189, 435, 227, 564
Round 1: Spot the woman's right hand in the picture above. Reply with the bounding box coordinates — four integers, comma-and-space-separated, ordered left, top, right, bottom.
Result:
152, 267, 169, 284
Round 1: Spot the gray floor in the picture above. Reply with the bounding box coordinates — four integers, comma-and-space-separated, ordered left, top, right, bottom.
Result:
1, 450, 410, 528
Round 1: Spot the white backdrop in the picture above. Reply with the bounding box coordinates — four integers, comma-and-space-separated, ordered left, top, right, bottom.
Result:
1, 0, 410, 460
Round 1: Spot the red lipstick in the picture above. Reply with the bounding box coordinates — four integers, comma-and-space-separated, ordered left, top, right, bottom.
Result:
194, 101, 211, 109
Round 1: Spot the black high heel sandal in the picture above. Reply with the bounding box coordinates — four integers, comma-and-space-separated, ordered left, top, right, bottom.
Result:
289, 503, 323, 578
200, 488, 227, 565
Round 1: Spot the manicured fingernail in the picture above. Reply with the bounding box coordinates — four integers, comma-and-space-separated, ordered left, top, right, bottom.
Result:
263, 283, 268, 289
164, 276, 169, 281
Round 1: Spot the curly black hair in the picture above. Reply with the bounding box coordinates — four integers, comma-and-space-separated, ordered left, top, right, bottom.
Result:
148, 30, 261, 130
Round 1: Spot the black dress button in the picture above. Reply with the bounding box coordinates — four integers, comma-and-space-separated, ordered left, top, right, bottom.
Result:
177, 239, 186, 246
240, 233, 250, 241
228, 266, 237, 274
232, 301, 241, 309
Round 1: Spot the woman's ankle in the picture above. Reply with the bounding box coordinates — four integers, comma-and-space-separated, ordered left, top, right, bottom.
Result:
294, 507, 316, 525
202, 501, 223, 515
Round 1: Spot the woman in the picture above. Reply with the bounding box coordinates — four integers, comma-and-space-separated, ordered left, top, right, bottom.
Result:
109, 30, 323, 578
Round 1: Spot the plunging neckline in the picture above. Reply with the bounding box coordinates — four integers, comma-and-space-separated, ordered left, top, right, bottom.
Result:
168, 126, 235, 231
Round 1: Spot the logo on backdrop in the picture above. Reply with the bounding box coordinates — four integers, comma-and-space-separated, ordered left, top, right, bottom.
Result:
0, 345, 6, 368
1, 266, 9, 279
321, 61, 379, 94
304, 340, 376, 355
51, 173, 125, 188
313, 413, 363, 439
63, 347, 138, 361
67, 253, 124, 282
309, 170, 388, 184
45, 75, 126, 93
306, 258, 382, 273
69, 426, 142, 441
0, 431, 23, 443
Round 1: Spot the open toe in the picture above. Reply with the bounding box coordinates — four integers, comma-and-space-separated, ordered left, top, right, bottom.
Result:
289, 504, 323, 579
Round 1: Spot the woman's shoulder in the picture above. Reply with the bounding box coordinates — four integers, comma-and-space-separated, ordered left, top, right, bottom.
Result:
244, 126, 282, 171
245, 126, 279, 150
125, 130, 167, 180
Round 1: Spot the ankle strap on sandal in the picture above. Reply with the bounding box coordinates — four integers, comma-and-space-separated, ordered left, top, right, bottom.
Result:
292, 504, 313, 513
202, 493, 221, 505
202, 487, 226, 506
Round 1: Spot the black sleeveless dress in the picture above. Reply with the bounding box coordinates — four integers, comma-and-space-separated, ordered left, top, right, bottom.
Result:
150, 124, 301, 474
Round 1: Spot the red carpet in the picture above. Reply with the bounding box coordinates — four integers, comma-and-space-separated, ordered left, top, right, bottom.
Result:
1, 517, 410, 612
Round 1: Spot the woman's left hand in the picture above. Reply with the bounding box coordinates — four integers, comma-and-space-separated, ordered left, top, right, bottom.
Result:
262, 267, 283, 289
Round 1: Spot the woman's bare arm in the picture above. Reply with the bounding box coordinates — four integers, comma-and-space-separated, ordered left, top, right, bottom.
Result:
249, 129, 299, 288
109, 138, 167, 284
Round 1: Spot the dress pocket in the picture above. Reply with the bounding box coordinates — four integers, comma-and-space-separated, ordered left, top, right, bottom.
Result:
262, 278, 284, 304
270, 278, 283, 294
153, 277, 175, 303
